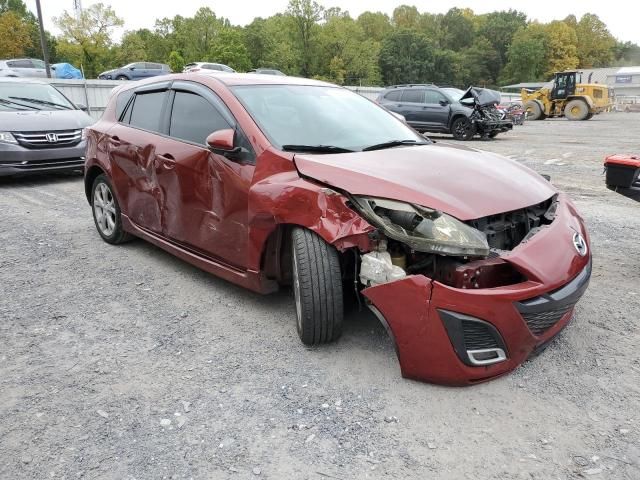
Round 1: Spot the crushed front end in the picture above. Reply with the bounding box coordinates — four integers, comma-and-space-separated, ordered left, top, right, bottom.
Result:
461, 86, 514, 138
353, 193, 591, 386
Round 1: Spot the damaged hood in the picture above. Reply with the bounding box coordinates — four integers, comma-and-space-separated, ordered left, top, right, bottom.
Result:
294, 143, 556, 221
459, 87, 502, 107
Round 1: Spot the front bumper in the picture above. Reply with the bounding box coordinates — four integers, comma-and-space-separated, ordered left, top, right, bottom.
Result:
0, 141, 86, 176
475, 119, 513, 133
362, 193, 591, 386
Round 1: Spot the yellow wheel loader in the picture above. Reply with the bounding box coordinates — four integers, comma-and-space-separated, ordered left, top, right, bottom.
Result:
521, 71, 611, 121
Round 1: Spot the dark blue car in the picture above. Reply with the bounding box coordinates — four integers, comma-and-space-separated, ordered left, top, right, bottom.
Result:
98, 62, 171, 81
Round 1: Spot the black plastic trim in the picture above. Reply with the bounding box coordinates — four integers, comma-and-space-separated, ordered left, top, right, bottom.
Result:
438, 310, 507, 367
516, 259, 592, 315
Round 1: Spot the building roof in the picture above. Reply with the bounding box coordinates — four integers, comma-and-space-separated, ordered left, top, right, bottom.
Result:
613, 66, 640, 75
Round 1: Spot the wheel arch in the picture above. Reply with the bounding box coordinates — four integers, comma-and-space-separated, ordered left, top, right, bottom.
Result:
448, 112, 469, 131
248, 174, 375, 279
84, 165, 106, 204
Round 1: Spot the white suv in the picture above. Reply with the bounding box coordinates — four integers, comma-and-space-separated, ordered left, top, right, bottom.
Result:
182, 62, 236, 73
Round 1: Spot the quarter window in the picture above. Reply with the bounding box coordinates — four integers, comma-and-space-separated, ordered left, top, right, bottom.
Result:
7, 59, 33, 68
128, 91, 168, 133
169, 91, 230, 145
384, 90, 402, 101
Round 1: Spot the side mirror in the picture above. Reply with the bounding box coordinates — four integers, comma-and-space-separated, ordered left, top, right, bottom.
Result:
129, 67, 135, 71
206, 129, 240, 157
75, 102, 88, 111
439, 100, 449, 106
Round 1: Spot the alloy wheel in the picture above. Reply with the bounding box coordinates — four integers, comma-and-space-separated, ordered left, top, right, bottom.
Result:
93, 182, 117, 237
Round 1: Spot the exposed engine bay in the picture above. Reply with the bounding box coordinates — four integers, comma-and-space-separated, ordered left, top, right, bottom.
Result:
355, 195, 558, 290
460, 87, 514, 137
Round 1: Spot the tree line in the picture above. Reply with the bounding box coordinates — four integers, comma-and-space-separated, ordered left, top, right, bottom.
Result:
1, 0, 639, 87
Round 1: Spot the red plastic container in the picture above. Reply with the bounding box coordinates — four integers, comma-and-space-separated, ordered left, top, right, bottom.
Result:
604, 154, 640, 188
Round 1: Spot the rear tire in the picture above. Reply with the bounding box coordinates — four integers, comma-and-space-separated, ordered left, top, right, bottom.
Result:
525, 101, 545, 120
291, 227, 343, 345
451, 117, 475, 141
489, 131, 500, 138
91, 174, 132, 245
564, 99, 589, 121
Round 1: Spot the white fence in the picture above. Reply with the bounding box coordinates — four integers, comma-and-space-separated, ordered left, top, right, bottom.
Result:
42, 80, 525, 121
43, 78, 121, 120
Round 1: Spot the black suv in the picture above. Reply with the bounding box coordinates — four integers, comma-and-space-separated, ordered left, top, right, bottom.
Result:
377, 84, 513, 140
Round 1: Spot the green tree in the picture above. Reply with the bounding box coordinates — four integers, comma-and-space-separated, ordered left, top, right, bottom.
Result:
286, 0, 323, 76
476, 10, 528, 82
379, 29, 435, 85
392, 5, 420, 29
356, 11, 391, 42
544, 20, 579, 77
167, 50, 184, 72
316, 14, 380, 84
440, 8, 475, 51
209, 27, 251, 71
501, 23, 549, 84
53, 3, 123, 77
575, 13, 615, 67
244, 14, 299, 73
0, 11, 32, 57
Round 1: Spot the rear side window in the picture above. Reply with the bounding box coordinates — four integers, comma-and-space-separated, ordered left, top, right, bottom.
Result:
205, 64, 222, 71
384, 90, 402, 101
146, 63, 161, 70
169, 91, 230, 145
401, 89, 425, 103
129, 91, 168, 133
7, 59, 33, 68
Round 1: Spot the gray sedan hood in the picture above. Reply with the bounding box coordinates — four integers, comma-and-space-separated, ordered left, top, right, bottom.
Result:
0, 109, 94, 132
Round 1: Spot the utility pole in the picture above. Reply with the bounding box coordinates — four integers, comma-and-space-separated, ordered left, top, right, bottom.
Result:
35, 0, 51, 78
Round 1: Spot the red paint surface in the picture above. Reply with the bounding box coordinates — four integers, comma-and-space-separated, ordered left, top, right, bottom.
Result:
363, 194, 590, 386
604, 154, 640, 168
86, 73, 591, 385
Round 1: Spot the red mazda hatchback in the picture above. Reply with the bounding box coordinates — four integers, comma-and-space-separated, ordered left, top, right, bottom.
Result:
85, 74, 591, 385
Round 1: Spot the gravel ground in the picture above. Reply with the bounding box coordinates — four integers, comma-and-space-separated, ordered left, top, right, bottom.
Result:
1, 113, 639, 480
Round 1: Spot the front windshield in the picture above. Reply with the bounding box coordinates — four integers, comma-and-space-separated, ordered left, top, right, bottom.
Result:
232, 85, 424, 151
442, 88, 464, 101
0, 82, 75, 111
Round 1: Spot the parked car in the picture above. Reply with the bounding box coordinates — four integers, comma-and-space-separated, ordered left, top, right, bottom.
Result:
85, 74, 591, 386
98, 63, 171, 80
377, 84, 513, 140
0, 78, 94, 176
247, 68, 286, 76
183, 62, 236, 73
0, 58, 47, 78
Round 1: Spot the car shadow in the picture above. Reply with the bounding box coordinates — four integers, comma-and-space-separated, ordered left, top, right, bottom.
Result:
0, 170, 83, 187
608, 185, 640, 202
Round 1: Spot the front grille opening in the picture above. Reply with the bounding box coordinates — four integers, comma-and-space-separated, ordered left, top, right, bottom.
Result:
462, 320, 499, 350
13, 129, 82, 149
521, 304, 576, 336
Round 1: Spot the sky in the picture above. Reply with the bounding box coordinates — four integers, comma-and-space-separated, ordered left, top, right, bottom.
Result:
24, 0, 640, 45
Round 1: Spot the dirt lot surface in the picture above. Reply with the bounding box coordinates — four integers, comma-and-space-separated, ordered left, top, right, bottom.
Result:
1, 113, 639, 480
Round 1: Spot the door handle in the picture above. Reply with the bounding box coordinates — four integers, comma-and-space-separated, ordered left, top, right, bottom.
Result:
110, 135, 121, 146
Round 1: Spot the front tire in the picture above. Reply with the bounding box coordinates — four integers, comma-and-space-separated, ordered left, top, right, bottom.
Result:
564, 99, 589, 121
291, 228, 343, 345
451, 117, 475, 140
91, 174, 132, 244
115, 75, 128, 81
525, 101, 545, 120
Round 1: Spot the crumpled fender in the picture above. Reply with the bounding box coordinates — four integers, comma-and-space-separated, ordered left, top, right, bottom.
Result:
247, 155, 374, 271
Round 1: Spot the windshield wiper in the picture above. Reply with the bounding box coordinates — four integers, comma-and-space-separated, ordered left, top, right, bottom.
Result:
0, 98, 40, 110
9, 96, 72, 110
362, 139, 431, 152
282, 144, 354, 154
